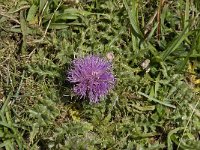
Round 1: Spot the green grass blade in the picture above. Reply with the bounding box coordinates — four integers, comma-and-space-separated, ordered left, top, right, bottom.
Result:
161, 25, 192, 61
0, 121, 13, 129
184, 0, 190, 30
0, 92, 12, 116
138, 92, 176, 108
39, 0, 48, 13
123, 0, 143, 39
0, 140, 14, 150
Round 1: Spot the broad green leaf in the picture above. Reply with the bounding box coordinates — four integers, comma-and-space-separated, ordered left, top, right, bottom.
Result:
27, 4, 38, 22
167, 127, 184, 150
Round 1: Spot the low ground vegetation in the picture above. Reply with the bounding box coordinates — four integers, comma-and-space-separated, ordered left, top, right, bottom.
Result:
0, 0, 200, 149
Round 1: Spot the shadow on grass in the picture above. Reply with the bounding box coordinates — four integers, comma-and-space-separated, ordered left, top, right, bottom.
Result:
55, 65, 87, 110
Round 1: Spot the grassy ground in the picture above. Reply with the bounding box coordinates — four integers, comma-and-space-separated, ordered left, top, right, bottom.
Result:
0, 0, 200, 149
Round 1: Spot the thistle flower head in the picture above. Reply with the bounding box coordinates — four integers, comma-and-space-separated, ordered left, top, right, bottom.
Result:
68, 55, 115, 103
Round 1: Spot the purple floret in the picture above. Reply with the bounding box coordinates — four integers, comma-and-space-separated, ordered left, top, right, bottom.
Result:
68, 55, 115, 103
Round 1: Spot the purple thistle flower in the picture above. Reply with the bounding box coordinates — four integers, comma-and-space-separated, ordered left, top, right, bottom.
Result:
68, 55, 115, 103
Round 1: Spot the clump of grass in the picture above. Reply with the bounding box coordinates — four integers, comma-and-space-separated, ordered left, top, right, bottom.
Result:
0, 0, 200, 149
